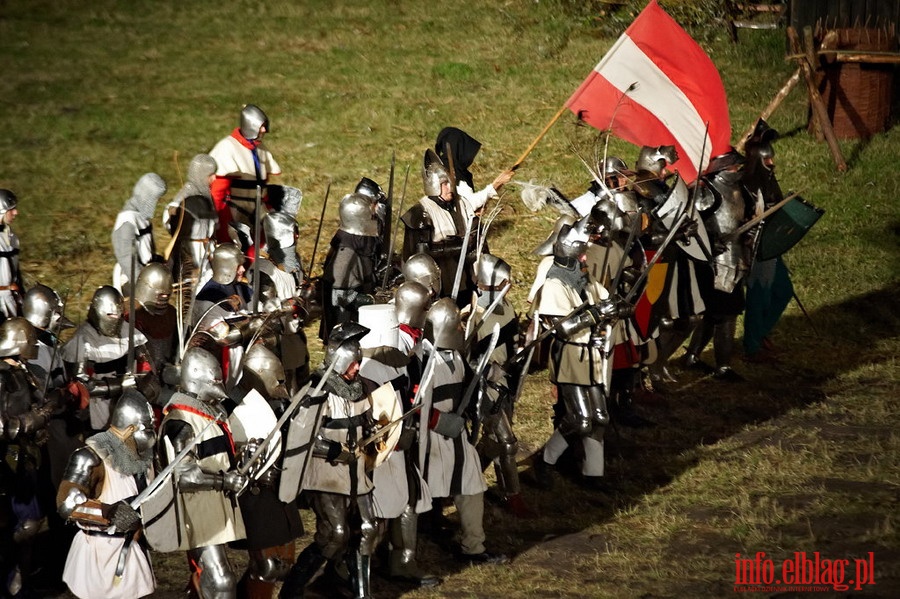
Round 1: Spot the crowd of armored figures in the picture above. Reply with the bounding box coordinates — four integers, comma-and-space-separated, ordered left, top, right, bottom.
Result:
0, 105, 799, 599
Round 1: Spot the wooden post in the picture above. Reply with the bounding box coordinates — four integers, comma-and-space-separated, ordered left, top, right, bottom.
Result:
735, 67, 800, 153
787, 26, 848, 172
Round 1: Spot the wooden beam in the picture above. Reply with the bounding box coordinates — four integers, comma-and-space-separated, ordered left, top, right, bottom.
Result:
787, 26, 848, 172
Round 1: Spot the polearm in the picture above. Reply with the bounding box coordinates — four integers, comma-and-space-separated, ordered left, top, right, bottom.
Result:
127, 238, 137, 375
383, 152, 395, 268
381, 165, 410, 291
251, 183, 262, 313
306, 181, 332, 279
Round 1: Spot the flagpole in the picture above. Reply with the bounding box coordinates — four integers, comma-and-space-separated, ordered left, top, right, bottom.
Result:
510, 103, 570, 171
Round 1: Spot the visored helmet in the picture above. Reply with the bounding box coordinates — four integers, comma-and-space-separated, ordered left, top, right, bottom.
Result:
422, 149, 451, 197
745, 119, 779, 173
553, 223, 589, 261
635, 146, 678, 177
180, 347, 226, 402
239, 104, 269, 140
533, 214, 576, 257
338, 193, 379, 237
22, 284, 72, 333
87, 285, 124, 338
425, 297, 464, 351
109, 389, 156, 459
211, 243, 245, 284
402, 253, 441, 298
324, 322, 369, 376
0, 317, 38, 361
355, 177, 386, 204
0, 189, 17, 217
589, 199, 619, 238
134, 263, 173, 315
394, 281, 431, 330
241, 344, 289, 400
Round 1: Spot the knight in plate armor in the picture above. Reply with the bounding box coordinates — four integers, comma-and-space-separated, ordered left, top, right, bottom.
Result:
209, 104, 282, 242
156, 346, 248, 598
56, 390, 157, 599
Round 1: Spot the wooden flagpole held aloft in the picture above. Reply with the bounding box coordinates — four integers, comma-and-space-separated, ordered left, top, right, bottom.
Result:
735, 67, 800, 153
510, 103, 570, 171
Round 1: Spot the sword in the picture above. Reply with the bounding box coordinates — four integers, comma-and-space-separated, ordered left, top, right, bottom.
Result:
235, 356, 339, 493
111, 418, 217, 584
307, 182, 332, 279
449, 213, 474, 302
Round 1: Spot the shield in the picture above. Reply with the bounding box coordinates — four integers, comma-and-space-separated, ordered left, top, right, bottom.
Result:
365, 382, 403, 471
228, 388, 281, 478
655, 175, 712, 262
277, 381, 324, 503
141, 437, 183, 552
757, 196, 824, 261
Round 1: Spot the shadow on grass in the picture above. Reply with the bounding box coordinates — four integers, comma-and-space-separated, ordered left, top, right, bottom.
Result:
345, 280, 900, 598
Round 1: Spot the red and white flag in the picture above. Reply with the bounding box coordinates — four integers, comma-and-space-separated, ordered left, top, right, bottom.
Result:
566, 0, 732, 182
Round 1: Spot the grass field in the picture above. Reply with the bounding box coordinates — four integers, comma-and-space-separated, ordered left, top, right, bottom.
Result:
2, 0, 898, 597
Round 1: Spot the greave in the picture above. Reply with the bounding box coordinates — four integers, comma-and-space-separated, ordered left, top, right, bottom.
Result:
278, 544, 326, 599
713, 317, 737, 368
685, 317, 715, 360
346, 551, 372, 599
495, 452, 522, 496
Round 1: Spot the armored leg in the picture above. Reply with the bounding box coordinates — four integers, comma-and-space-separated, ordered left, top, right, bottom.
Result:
344, 550, 371, 599
278, 543, 326, 599
480, 411, 521, 496
582, 385, 608, 477
556, 384, 594, 438
610, 368, 653, 428
355, 492, 381, 558
713, 316, 737, 369
240, 542, 294, 599
188, 544, 238, 599
683, 316, 714, 366
388, 505, 440, 586
309, 492, 351, 560
648, 320, 680, 382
